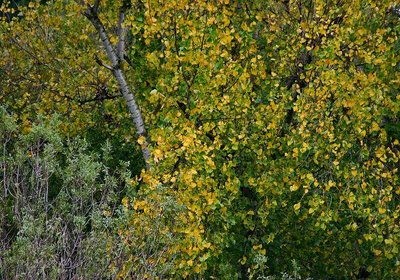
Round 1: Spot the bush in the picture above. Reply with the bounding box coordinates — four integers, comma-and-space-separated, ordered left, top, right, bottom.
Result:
0, 108, 133, 279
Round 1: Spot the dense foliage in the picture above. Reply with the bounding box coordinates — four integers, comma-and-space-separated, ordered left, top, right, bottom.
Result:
0, 109, 137, 279
1, 0, 399, 279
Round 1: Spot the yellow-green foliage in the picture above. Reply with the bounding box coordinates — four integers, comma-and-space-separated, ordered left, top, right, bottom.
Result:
1, 0, 399, 278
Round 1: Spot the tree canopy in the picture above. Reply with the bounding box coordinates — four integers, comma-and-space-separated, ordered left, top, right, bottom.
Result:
1, 0, 399, 279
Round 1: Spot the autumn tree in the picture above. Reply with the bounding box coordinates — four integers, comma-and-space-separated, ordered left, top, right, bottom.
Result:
1, 0, 399, 279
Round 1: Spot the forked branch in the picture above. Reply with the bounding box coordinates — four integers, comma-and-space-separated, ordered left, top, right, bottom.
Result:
81, 1, 151, 169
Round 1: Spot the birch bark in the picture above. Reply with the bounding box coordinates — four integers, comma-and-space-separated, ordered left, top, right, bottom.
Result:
83, 4, 151, 169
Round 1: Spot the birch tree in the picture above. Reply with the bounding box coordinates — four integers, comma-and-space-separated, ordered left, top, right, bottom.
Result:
80, 0, 151, 168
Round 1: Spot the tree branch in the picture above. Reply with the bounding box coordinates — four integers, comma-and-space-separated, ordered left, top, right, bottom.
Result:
92, 0, 101, 13
94, 54, 113, 71
83, 3, 151, 169
117, 3, 128, 62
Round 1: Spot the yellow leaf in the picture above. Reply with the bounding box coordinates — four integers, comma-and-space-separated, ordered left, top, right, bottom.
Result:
248, 177, 256, 186
122, 197, 128, 207
326, 180, 335, 191
294, 202, 301, 211
384, 238, 393, 245
290, 184, 299, 192
344, 99, 355, 107
137, 136, 146, 145
153, 148, 163, 163
194, 265, 201, 273
374, 249, 382, 256
371, 122, 380, 132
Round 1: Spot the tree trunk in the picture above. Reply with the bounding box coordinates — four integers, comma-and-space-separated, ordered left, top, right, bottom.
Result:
83, 4, 151, 169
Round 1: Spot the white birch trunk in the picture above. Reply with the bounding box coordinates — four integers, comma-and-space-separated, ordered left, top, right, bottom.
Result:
84, 6, 151, 169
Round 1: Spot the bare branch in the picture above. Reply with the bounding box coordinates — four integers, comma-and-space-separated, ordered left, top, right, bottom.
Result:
94, 54, 113, 71
117, 8, 126, 61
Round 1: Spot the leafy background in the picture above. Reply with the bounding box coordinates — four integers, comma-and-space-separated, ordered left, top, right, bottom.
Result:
0, 0, 399, 279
